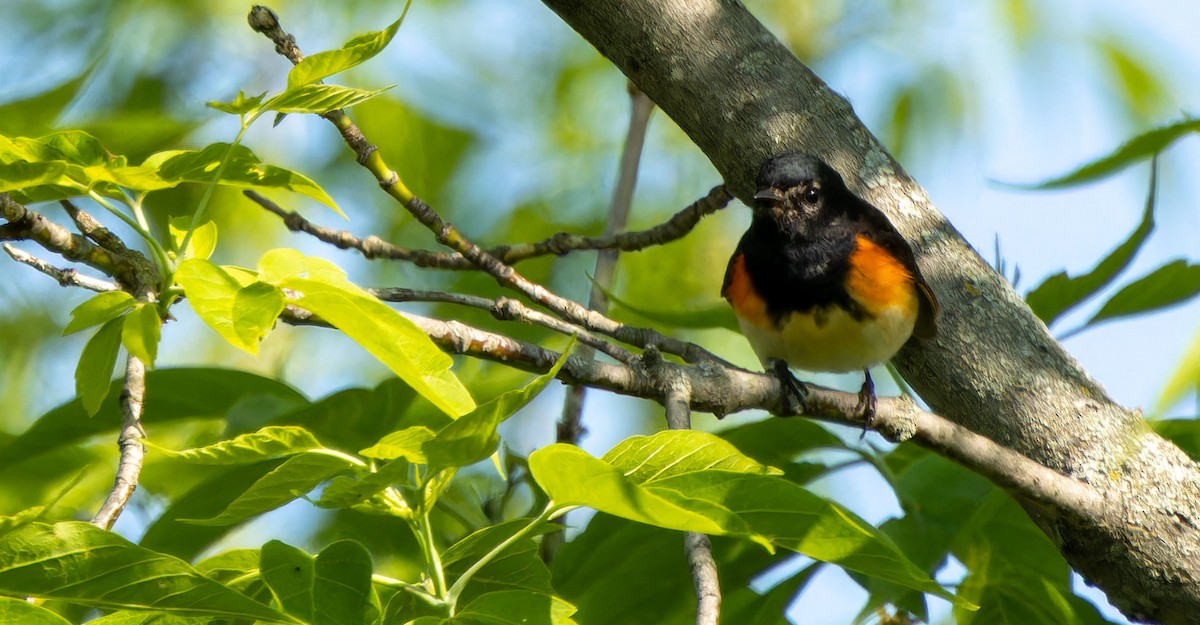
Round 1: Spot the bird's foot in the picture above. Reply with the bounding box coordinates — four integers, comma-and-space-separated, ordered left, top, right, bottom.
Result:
770, 359, 808, 415
856, 368, 877, 437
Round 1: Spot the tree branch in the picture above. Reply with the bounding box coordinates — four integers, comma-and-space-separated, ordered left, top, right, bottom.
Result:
3, 244, 119, 292
91, 355, 148, 530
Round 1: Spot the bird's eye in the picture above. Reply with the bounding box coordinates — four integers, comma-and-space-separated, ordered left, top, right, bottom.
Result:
802, 187, 820, 204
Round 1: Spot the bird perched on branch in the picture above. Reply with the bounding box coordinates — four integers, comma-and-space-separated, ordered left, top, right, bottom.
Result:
722, 152, 938, 422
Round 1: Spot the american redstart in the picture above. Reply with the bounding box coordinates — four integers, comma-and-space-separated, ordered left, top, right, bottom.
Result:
722, 152, 938, 422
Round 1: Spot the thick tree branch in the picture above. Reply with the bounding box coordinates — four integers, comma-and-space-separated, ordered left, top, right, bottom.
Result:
2, 193, 124, 279
536, 1, 1200, 621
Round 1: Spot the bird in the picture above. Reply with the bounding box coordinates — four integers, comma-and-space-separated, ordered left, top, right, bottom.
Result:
721, 152, 938, 424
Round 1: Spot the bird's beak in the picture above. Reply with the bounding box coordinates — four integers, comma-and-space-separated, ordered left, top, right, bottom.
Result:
753, 187, 784, 203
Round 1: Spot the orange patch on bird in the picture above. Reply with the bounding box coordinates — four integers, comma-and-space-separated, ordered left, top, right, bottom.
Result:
847, 235, 918, 315
723, 254, 773, 328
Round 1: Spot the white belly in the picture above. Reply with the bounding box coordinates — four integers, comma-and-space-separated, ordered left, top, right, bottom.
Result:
738, 304, 916, 372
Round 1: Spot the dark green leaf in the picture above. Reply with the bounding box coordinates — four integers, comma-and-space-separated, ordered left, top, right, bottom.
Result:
261, 540, 376, 625
1087, 260, 1200, 325
1009, 117, 1200, 189
75, 317, 124, 416
0, 160, 70, 191
1025, 160, 1156, 326
600, 285, 738, 331
442, 519, 556, 607
0, 522, 292, 622
450, 591, 575, 625
1151, 418, 1200, 461
182, 452, 357, 526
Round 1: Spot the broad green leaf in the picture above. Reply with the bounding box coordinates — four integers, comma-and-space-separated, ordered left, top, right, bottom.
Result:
257, 248, 349, 284
264, 84, 394, 115
84, 612, 215, 625
261, 540, 377, 625
176, 259, 284, 354
1158, 325, 1200, 414
121, 302, 161, 366
0, 506, 44, 532
288, 15, 406, 88
63, 291, 136, 335
207, 90, 268, 115
169, 216, 218, 260
602, 430, 781, 482
0, 368, 308, 471
719, 417, 844, 485
530, 445, 735, 535
0, 522, 292, 622
279, 273, 474, 418
451, 591, 576, 625
181, 452, 357, 526
1087, 260, 1200, 325
0, 160, 70, 190
1026, 160, 1157, 326
150, 143, 340, 213
423, 346, 571, 472
531, 443, 958, 603
360, 426, 435, 461
152, 426, 324, 465
1010, 117, 1200, 189
0, 597, 73, 625
75, 317, 124, 416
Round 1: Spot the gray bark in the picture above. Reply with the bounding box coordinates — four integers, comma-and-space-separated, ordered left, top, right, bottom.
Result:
537, 1, 1200, 622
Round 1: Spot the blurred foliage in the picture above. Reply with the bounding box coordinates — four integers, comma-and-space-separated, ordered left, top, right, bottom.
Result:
0, 0, 1195, 624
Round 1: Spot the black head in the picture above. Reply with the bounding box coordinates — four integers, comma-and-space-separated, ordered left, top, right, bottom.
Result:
751, 152, 851, 234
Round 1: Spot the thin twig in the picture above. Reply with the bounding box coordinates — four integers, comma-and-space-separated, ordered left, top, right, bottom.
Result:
244, 185, 730, 269
2, 193, 123, 278
370, 287, 635, 364
3, 244, 119, 292
91, 355, 148, 529
60, 199, 130, 253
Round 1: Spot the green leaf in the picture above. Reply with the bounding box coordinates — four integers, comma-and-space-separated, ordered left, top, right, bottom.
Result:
1158, 327, 1200, 415
0, 522, 292, 622
423, 346, 571, 472
207, 90, 268, 115
1009, 117, 1200, 189
360, 426, 435, 462
152, 426, 324, 465
0, 506, 45, 532
264, 249, 473, 417
0, 368, 308, 472
75, 317, 124, 416
264, 84, 394, 115
1025, 160, 1157, 326
176, 259, 285, 354
0, 160, 70, 191
261, 540, 376, 625
181, 452, 357, 526
1152, 418, 1200, 460
0, 597, 73, 625
603, 430, 782, 481
451, 591, 576, 625
121, 302, 161, 366
169, 216, 218, 260
1087, 260, 1200, 326
149, 143, 340, 214
81, 611, 215, 624
719, 417, 844, 485
63, 291, 136, 335
288, 15, 406, 88
530, 440, 959, 603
